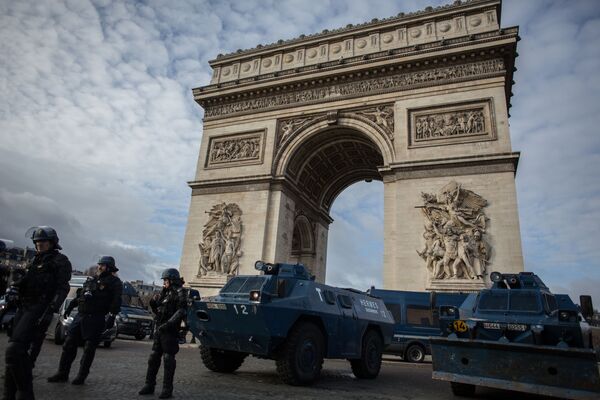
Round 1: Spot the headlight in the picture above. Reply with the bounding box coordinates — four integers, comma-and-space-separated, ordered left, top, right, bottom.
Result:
249, 290, 261, 302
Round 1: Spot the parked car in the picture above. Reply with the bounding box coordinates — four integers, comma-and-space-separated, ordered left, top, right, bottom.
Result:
116, 305, 154, 340
368, 287, 467, 363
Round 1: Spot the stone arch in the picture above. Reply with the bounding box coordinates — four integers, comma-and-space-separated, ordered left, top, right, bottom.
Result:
274, 115, 395, 178
290, 214, 316, 272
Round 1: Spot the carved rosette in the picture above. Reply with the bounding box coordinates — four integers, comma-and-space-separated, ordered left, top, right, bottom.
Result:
198, 203, 243, 277
416, 181, 491, 283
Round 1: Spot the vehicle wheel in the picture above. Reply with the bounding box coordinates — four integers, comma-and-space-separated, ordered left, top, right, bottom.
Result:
135, 334, 146, 340
103, 341, 112, 348
350, 329, 383, 379
54, 324, 65, 345
200, 346, 247, 373
275, 322, 324, 386
450, 382, 476, 397
404, 343, 425, 363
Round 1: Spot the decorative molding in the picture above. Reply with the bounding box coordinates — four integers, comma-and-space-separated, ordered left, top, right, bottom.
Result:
408, 98, 496, 148
197, 203, 243, 278
416, 181, 491, 283
275, 102, 395, 152
205, 130, 265, 168
203, 59, 505, 119
208, 1, 501, 85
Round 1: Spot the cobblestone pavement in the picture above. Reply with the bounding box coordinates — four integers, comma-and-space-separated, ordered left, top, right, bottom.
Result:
0, 334, 553, 400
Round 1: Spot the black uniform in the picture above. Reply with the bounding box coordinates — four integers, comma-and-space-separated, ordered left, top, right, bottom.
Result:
3, 249, 72, 400
53, 271, 122, 383
142, 285, 187, 397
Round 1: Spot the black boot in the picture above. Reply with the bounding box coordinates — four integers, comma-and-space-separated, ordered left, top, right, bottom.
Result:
159, 354, 176, 399
138, 384, 154, 395
46, 372, 69, 383
71, 341, 96, 385
49, 340, 77, 383
139, 351, 161, 396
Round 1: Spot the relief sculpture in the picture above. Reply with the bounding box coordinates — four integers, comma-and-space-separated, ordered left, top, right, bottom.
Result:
208, 135, 261, 165
416, 181, 491, 281
356, 105, 394, 141
415, 108, 485, 140
198, 203, 243, 277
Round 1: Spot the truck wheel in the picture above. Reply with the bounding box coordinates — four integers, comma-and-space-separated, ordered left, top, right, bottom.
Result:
450, 382, 476, 397
135, 334, 146, 340
103, 341, 112, 348
350, 329, 383, 379
54, 324, 65, 345
200, 346, 247, 373
404, 343, 425, 363
276, 322, 324, 385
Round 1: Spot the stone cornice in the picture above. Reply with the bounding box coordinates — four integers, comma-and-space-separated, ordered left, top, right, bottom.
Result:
210, 0, 501, 64
195, 27, 517, 98
381, 152, 520, 180
200, 56, 508, 120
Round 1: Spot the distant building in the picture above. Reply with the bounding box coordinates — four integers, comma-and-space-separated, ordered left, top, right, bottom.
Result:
130, 280, 162, 298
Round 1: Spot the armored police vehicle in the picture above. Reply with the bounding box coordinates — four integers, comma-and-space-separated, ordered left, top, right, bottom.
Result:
430, 271, 600, 399
369, 288, 467, 362
187, 261, 394, 386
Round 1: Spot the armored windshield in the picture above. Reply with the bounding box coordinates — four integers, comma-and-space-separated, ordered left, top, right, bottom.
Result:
478, 292, 508, 311
478, 290, 541, 312
221, 276, 268, 295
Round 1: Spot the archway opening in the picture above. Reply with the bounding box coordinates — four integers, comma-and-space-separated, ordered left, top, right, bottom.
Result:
283, 127, 385, 283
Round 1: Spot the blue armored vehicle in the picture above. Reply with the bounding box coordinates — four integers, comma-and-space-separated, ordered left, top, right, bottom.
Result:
430, 271, 600, 399
187, 261, 394, 385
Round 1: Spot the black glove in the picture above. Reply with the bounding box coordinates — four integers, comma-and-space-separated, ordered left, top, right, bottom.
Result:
105, 314, 116, 330
63, 310, 70, 319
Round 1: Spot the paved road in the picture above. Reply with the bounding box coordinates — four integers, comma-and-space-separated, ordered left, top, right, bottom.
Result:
0, 334, 553, 399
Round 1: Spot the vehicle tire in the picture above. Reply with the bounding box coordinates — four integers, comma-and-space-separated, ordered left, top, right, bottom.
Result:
200, 346, 247, 373
404, 343, 425, 363
135, 334, 146, 340
450, 382, 476, 397
275, 321, 324, 386
350, 329, 383, 379
103, 341, 112, 348
54, 324, 65, 345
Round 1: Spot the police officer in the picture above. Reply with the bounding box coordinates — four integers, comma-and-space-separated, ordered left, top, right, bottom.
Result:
139, 268, 187, 399
47, 256, 122, 385
3, 226, 72, 400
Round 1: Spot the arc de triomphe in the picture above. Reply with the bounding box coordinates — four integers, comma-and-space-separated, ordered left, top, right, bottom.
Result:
180, 0, 524, 295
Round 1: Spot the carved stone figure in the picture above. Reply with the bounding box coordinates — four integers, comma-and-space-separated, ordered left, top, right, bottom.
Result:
209, 136, 261, 164
415, 109, 485, 140
417, 181, 491, 281
357, 106, 395, 140
204, 59, 505, 119
198, 203, 243, 277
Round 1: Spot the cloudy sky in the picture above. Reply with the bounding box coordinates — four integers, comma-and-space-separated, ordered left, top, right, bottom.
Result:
1, 0, 599, 301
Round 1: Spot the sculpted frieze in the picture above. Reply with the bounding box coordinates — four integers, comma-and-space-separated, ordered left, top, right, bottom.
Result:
409, 99, 495, 147
206, 131, 264, 167
204, 59, 505, 119
417, 181, 491, 282
276, 103, 395, 150
198, 203, 243, 277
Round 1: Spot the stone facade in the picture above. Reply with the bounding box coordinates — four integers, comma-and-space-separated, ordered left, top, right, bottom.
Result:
180, 0, 524, 295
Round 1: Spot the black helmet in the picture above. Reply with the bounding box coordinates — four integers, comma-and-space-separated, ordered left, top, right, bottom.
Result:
161, 268, 181, 282
28, 226, 61, 250
98, 255, 118, 272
